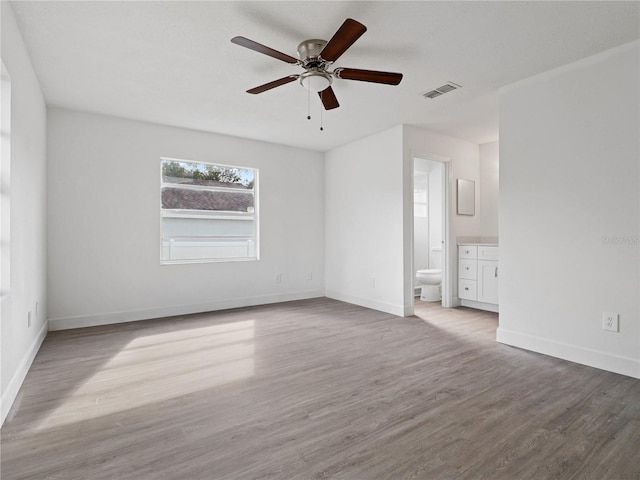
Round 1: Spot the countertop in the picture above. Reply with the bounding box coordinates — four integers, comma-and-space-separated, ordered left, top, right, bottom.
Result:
457, 236, 499, 246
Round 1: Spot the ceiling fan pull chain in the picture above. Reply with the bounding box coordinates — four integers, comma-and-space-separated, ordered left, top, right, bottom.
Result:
320, 98, 324, 131
307, 87, 311, 120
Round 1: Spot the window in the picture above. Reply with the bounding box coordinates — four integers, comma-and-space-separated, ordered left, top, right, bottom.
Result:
160, 158, 258, 264
414, 189, 427, 218
1, 62, 11, 298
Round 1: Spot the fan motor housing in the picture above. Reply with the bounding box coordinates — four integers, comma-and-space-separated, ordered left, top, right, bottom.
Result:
297, 39, 328, 66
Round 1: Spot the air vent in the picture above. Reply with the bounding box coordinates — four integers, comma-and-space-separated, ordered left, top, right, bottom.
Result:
422, 82, 461, 99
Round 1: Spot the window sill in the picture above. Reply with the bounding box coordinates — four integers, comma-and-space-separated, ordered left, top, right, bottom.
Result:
161, 256, 259, 265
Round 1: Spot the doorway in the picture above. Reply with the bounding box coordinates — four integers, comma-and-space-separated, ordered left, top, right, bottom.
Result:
412, 155, 450, 310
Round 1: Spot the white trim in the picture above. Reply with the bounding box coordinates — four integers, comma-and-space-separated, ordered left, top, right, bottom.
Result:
161, 182, 254, 194
460, 299, 499, 313
161, 156, 255, 174
497, 327, 640, 379
325, 290, 405, 317
1, 321, 48, 426
161, 211, 254, 220
1, 61, 11, 299
161, 235, 255, 240
161, 256, 258, 265
48, 290, 325, 331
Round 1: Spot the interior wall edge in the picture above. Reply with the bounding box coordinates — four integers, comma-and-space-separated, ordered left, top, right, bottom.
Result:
1, 1, 48, 428
499, 39, 640, 96
497, 327, 640, 380
0, 321, 48, 426
47, 290, 326, 331
325, 290, 405, 318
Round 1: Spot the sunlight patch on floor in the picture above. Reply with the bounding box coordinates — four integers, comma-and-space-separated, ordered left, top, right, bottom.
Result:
34, 321, 256, 431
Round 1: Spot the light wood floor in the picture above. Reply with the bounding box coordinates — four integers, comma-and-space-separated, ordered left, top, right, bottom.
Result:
2, 298, 639, 479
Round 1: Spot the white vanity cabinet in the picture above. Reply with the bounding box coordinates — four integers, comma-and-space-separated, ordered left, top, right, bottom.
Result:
478, 260, 499, 304
458, 244, 498, 312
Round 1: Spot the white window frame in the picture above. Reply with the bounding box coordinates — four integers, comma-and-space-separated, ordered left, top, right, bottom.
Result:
160, 157, 259, 265
1, 61, 11, 299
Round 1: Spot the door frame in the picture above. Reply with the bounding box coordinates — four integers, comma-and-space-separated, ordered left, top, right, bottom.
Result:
408, 153, 452, 314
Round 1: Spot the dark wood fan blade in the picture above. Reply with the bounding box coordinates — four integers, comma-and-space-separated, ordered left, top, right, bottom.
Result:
247, 76, 298, 94
319, 19, 367, 63
231, 36, 300, 64
335, 68, 403, 85
318, 87, 339, 110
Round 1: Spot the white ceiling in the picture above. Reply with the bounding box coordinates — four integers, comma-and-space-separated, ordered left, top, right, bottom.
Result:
9, 1, 640, 152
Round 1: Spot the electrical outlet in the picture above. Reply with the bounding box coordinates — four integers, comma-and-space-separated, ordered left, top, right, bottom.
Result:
307, 272, 313, 281
603, 312, 619, 332
275, 273, 282, 284
27, 311, 32, 328
371, 277, 376, 288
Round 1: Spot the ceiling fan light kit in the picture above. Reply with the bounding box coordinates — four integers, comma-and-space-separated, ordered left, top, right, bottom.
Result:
299, 70, 332, 92
231, 18, 403, 126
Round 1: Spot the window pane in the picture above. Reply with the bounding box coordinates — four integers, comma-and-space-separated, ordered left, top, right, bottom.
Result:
1, 63, 11, 296
414, 204, 427, 218
162, 159, 254, 190
162, 214, 254, 235
162, 187, 254, 213
160, 158, 258, 264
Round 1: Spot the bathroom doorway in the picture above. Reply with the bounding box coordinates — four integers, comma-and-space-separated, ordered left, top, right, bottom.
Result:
413, 155, 449, 308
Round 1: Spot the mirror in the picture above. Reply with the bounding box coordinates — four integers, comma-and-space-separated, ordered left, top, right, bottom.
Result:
457, 179, 475, 216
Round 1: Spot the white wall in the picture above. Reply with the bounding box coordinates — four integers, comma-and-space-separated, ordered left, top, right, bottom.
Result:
47, 109, 325, 330
325, 126, 406, 315
1, 2, 48, 424
498, 42, 640, 378
402, 125, 481, 312
479, 141, 499, 237
325, 124, 480, 316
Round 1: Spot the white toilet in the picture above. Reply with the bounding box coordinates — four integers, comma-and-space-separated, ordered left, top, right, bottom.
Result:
416, 269, 442, 302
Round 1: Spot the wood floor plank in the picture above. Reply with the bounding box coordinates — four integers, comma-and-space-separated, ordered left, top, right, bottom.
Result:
1, 298, 639, 479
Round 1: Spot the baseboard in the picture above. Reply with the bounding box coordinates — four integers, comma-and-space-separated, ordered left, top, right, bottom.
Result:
460, 299, 499, 313
48, 290, 325, 331
325, 290, 405, 317
1, 321, 48, 426
496, 327, 640, 379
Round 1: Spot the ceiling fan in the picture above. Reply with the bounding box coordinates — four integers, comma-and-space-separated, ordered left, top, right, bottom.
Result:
231, 18, 403, 111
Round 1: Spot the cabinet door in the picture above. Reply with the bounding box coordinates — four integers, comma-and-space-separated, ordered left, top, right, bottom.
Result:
478, 260, 499, 304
